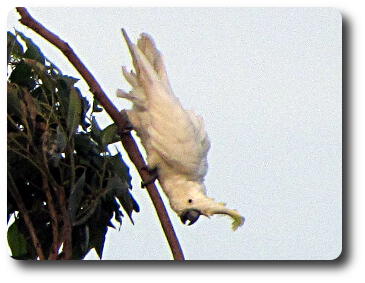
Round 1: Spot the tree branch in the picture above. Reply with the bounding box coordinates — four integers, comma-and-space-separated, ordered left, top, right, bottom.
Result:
40, 124, 60, 260
41, 174, 59, 260
16, 7, 185, 260
57, 184, 73, 260
8, 172, 46, 260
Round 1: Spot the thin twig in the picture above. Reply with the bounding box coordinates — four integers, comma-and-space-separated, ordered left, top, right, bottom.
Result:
41, 174, 59, 260
16, 7, 185, 260
39, 123, 60, 260
57, 184, 73, 260
8, 172, 46, 260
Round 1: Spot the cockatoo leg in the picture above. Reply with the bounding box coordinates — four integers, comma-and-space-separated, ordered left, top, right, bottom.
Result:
140, 166, 158, 188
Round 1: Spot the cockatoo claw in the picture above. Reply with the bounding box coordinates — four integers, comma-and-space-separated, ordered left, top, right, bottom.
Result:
118, 110, 134, 135
140, 167, 158, 188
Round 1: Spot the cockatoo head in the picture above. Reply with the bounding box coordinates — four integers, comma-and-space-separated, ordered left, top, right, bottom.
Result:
165, 181, 244, 231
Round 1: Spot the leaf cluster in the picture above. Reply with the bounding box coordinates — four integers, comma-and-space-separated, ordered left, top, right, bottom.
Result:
7, 31, 139, 259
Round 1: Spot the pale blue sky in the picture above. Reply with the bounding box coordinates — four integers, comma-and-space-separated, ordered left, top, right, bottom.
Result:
7, 7, 342, 260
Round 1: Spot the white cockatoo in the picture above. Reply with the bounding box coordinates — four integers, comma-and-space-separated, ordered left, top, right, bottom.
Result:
117, 29, 244, 230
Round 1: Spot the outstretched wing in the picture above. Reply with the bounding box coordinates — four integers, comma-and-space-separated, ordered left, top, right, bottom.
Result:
121, 30, 211, 180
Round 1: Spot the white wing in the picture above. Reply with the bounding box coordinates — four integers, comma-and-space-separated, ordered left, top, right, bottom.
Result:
148, 100, 211, 180
120, 30, 210, 180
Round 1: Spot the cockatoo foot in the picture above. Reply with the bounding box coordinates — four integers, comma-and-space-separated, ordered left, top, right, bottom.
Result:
119, 110, 134, 135
140, 167, 158, 188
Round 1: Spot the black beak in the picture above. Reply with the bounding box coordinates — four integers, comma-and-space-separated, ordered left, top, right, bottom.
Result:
180, 209, 201, 226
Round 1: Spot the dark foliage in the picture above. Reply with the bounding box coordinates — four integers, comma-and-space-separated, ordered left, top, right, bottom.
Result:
7, 31, 139, 260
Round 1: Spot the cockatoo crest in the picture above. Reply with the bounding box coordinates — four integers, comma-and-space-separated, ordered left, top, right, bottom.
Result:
117, 29, 244, 230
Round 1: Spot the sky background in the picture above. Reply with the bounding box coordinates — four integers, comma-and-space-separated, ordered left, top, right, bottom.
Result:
7, 7, 342, 260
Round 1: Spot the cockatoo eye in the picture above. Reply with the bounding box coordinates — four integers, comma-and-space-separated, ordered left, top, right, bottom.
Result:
188, 199, 193, 203
180, 209, 201, 226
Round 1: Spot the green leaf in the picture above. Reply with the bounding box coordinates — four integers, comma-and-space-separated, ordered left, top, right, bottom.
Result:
75, 133, 100, 156
71, 225, 91, 260
80, 95, 91, 131
69, 170, 86, 223
56, 76, 80, 112
56, 77, 70, 116
61, 75, 79, 87
107, 176, 138, 223
91, 227, 107, 259
118, 192, 140, 222
90, 117, 102, 144
114, 210, 123, 227
88, 205, 108, 259
23, 58, 46, 72
16, 30, 45, 64
7, 221, 28, 258
8, 61, 34, 88
23, 58, 55, 93
66, 87, 82, 138
109, 152, 132, 187
108, 175, 129, 193
7, 31, 24, 63
56, 125, 67, 153
92, 98, 103, 112
101, 123, 120, 148
7, 83, 22, 117
48, 125, 64, 166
